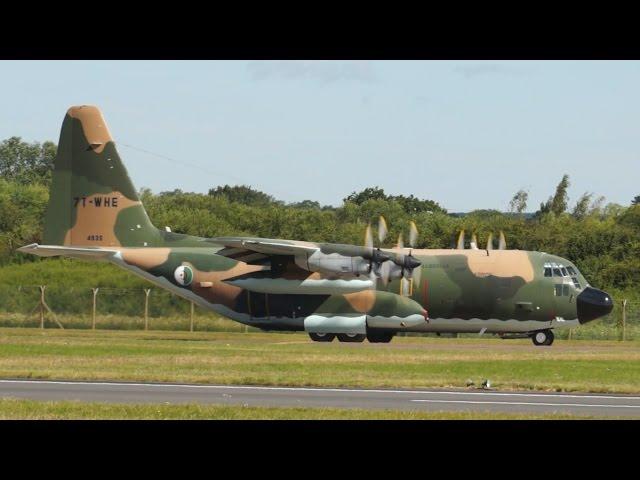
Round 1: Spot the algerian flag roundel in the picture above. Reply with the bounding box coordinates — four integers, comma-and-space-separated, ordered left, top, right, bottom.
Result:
174, 265, 194, 286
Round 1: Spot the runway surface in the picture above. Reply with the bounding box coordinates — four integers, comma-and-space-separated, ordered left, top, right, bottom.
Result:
1, 379, 639, 417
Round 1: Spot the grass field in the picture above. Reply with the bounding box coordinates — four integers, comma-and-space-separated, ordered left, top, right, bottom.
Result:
0, 398, 600, 419
0, 328, 638, 394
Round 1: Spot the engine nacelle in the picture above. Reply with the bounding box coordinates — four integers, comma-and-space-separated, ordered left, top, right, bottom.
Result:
295, 251, 370, 277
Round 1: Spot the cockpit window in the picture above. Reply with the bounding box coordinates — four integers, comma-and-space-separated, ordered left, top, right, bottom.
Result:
544, 262, 581, 280
555, 284, 572, 296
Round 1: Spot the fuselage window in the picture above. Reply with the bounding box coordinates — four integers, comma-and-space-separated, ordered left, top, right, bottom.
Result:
555, 284, 563, 296
562, 284, 570, 296
544, 267, 552, 277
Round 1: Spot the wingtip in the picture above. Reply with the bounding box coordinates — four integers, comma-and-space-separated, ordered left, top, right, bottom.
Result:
17, 243, 38, 253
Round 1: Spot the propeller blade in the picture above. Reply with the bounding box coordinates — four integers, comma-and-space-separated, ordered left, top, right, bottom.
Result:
499, 231, 507, 250
470, 232, 478, 250
380, 260, 392, 286
369, 269, 378, 288
456, 230, 465, 250
365, 223, 373, 249
397, 233, 404, 250
486, 233, 494, 250
412, 263, 422, 287
400, 277, 411, 296
378, 216, 388, 244
409, 221, 418, 248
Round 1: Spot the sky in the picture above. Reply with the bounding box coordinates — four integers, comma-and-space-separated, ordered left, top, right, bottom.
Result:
0, 60, 638, 212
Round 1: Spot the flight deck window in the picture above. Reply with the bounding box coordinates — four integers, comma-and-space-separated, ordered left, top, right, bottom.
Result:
567, 266, 577, 276
560, 267, 569, 277
544, 268, 552, 277
562, 285, 570, 296
552, 268, 561, 277
572, 278, 581, 289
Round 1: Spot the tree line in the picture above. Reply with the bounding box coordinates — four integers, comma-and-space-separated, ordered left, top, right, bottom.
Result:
1, 137, 639, 297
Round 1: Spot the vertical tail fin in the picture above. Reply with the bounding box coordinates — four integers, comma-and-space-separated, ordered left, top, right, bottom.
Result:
43, 106, 160, 247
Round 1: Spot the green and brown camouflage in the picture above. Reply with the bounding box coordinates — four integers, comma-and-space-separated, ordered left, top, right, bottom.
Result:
20, 106, 614, 345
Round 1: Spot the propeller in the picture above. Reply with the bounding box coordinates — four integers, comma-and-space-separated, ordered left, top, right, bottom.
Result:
498, 231, 507, 250
378, 216, 388, 244
486, 232, 494, 250
364, 218, 391, 285
409, 221, 418, 248
393, 220, 423, 291
366, 218, 423, 291
470, 232, 479, 250
456, 230, 465, 249
364, 223, 373, 249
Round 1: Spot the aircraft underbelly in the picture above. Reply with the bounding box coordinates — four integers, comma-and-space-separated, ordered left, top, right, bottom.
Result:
406, 317, 578, 333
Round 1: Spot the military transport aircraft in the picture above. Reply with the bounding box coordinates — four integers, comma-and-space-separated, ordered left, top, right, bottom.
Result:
18, 106, 614, 346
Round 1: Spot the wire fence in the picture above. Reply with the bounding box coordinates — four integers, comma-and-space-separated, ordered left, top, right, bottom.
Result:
0, 285, 249, 333
0, 285, 637, 340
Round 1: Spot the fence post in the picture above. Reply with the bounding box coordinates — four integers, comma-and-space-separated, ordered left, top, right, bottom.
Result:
39, 285, 45, 329
144, 289, 151, 331
190, 301, 194, 333
622, 299, 627, 342
92, 288, 99, 330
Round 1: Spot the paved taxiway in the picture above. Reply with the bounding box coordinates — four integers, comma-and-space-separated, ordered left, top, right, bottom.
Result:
1, 379, 639, 417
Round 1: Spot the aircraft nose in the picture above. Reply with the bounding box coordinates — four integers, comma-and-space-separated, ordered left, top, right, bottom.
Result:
577, 287, 613, 324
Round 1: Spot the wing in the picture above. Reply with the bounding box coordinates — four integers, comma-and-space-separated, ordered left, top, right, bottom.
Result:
207, 237, 318, 265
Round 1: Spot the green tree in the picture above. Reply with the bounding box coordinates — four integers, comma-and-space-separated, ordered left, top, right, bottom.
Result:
344, 187, 445, 215
632, 195, 640, 205
509, 189, 528, 214
0, 137, 56, 185
208, 185, 278, 206
289, 200, 322, 210
0, 179, 49, 261
572, 192, 593, 220
388, 194, 446, 215
550, 174, 570, 215
538, 174, 570, 217
343, 186, 387, 205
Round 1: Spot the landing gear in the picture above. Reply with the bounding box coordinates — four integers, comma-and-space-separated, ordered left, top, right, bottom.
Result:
309, 332, 336, 342
337, 333, 366, 343
366, 331, 395, 343
531, 329, 554, 346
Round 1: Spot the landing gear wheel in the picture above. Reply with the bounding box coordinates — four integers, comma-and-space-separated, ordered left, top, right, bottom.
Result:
531, 329, 554, 346
337, 333, 366, 343
366, 331, 395, 343
309, 332, 336, 342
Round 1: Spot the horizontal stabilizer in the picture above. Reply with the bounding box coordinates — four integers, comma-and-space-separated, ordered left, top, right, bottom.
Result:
17, 243, 118, 259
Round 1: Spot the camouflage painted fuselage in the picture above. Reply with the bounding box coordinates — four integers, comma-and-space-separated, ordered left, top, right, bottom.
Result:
107, 242, 586, 335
